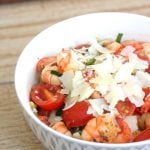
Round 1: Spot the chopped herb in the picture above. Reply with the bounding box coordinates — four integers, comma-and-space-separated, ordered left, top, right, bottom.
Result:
56, 109, 63, 116
56, 104, 64, 116
51, 70, 62, 77
86, 58, 96, 65
115, 33, 123, 43
70, 127, 83, 134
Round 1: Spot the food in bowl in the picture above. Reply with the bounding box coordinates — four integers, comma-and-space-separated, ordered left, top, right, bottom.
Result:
29, 33, 150, 144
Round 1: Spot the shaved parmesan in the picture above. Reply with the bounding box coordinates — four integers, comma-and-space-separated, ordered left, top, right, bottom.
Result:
88, 99, 107, 116
89, 54, 114, 75
88, 39, 110, 55
59, 71, 74, 92
105, 83, 125, 107
90, 74, 113, 95
129, 53, 148, 70
124, 116, 138, 132
123, 80, 145, 107
136, 71, 150, 87
115, 62, 134, 83
71, 71, 94, 101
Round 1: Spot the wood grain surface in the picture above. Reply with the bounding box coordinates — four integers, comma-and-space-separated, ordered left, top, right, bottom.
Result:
0, 0, 150, 149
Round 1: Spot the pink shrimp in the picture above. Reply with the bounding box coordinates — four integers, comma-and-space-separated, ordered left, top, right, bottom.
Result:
37, 56, 57, 72
41, 65, 61, 86
57, 49, 78, 72
81, 114, 132, 143
52, 121, 72, 136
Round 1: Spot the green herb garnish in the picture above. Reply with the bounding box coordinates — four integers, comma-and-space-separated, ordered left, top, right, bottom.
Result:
115, 33, 123, 43
51, 70, 62, 77
86, 58, 96, 65
56, 109, 63, 116
56, 104, 64, 116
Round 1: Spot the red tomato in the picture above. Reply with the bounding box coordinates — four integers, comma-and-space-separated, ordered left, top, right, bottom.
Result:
38, 115, 49, 125
116, 98, 136, 116
62, 101, 94, 128
30, 83, 64, 111
134, 127, 150, 142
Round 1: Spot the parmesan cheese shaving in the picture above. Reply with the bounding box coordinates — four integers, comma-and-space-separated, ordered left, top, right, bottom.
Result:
124, 116, 138, 132
136, 71, 150, 87
122, 79, 145, 107
88, 98, 107, 116
105, 82, 125, 107
129, 53, 148, 70
59, 71, 74, 92
71, 71, 94, 101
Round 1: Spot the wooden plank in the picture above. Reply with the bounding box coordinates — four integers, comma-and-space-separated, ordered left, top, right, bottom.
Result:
0, 83, 45, 149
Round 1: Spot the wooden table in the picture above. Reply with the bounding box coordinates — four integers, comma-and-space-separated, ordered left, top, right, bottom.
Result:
0, 0, 149, 149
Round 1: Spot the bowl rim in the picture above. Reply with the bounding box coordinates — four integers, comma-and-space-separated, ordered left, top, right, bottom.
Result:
15, 12, 150, 148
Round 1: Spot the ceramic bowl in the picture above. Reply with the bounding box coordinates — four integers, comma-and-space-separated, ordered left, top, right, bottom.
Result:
15, 12, 150, 150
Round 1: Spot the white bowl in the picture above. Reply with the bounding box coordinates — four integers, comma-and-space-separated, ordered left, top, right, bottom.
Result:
15, 12, 150, 150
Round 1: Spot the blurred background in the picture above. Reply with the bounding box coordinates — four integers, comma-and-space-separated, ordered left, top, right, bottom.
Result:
0, 0, 149, 150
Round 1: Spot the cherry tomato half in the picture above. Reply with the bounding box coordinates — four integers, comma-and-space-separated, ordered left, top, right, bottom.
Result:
30, 83, 64, 111
116, 98, 136, 116
134, 127, 150, 142
62, 101, 94, 128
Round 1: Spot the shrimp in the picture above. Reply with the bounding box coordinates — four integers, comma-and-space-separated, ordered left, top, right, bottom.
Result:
112, 117, 132, 143
57, 49, 78, 72
52, 121, 72, 136
141, 94, 150, 113
81, 114, 132, 143
41, 65, 61, 86
106, 42, 122, 53
37, 56, 57, 72
138, 113, 150, 130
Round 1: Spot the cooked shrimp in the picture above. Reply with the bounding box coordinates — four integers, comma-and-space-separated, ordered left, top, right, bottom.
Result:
37, 56, 57, 72
112, 117, 132, 143
138, 113, 150, 130
81, 114, 132, 143
81, 114, 120, 142
141, 94, 150, 113
57, 49, 78, 72
106, 42, 122, 53
52, 121, 72, 136
41, 65, 61, 85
